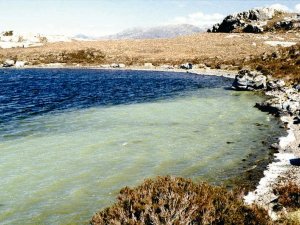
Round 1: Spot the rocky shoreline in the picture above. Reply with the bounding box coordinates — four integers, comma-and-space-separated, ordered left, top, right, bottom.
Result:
231, 69, 300, 220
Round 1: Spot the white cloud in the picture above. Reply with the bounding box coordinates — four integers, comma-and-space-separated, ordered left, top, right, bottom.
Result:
168, 12, 224, 28
295, 3, 300, 12
268, 3, 290, 12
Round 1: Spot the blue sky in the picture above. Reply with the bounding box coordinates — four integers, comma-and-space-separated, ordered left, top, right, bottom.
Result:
1, 0, 300, 36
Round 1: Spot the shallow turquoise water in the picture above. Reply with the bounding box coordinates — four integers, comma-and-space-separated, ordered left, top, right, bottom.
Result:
0, 87, 282, 224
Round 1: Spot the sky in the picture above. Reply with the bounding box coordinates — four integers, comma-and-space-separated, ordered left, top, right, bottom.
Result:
1, 0, 300, 37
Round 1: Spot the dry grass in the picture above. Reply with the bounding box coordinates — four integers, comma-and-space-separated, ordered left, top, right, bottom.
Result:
286, 210, 300, 225
0, 33, 298, 65
91, 176, 271, 225
242, 43, 300, 83
29, 48, 106, 65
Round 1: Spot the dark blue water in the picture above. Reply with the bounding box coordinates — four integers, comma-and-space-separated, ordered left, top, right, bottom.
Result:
0, 69, 233, 125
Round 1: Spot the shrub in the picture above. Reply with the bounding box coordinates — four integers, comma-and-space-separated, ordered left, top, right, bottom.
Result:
91, 176, 271, 225
274, 182, 300, 210
31, 48, 106, 65
245, 44, 300, 83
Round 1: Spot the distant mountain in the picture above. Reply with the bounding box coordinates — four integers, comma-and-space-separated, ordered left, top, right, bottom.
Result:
102, 24, 203, 40
73, 34, 93, 40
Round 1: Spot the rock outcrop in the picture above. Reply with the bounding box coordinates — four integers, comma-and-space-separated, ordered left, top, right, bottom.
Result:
233, 69, 300, 116
232, 69, 267, 90
256, 87, 300, 116
272, 14, 300, 31
180, 63, 193, 70
267, 79, 285, 90
15, 61, 26, 68
3, 59, 15, 67
208, 7, 300, 33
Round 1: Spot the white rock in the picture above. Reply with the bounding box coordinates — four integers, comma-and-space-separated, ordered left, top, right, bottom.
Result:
110, 63, 119, 68
15, 61, 26, 68
3, 59, 15, 67
287, 101, 300, 113
180, 63, 193, 70
279, 128, 296, 149
264, 41, 297, 47
144, 63, 154, 67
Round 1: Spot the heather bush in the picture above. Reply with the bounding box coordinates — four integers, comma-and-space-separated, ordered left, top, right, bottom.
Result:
245, 44, 300, 83
91, 176, 271, 225
31, 48, 106, 65
274, 182, 300, 210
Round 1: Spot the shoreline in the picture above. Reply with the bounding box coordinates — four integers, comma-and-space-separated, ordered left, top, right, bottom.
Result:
1, 64, 238, 79
2, 65, 299, 219
245, 115, 300, 219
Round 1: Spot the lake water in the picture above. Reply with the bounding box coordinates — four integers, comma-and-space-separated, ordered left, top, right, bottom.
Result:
0, 69, 283, 224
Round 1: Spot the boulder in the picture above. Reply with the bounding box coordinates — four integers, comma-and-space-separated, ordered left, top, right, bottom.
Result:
275, 21, 294, 30
3, 59, 15, 67
180, 63, 193, 70
232, 69, 267, 90
248, 8, 275, 21
144, 63, 154, 68
294, 84, 300, 92
243, 24, 263, 33
15, 61, 26, 68
209, 7, 278, 33
267, 79, 285, 90
255, 96, 286, 115
212, 15, 241, 33
283, 101, 300, 114
110, 63, 119, 68
197, 63, 207, 69
118, 63, 126, 68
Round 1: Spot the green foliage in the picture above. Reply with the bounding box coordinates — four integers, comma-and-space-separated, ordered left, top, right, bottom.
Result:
91, 176, 271, 225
